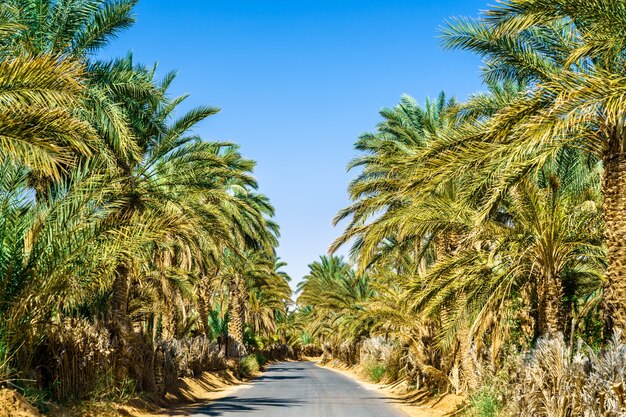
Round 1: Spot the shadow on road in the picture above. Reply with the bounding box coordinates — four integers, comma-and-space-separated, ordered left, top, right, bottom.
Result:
263, 365, 308, 372
193, 396, 305, 416
256, 375, 304, 381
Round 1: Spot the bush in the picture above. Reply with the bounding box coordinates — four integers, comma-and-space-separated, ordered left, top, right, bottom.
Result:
364, 360, 387, 383
240, 355, 260, 377
159, 336, 225, 377
43, 318, 113, 401
360, 337, 405, 383
254, 353, 267, 367
465, 386, 503, 417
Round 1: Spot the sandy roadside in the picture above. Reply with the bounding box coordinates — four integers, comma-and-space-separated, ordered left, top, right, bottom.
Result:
124, 370, 254, 417
43, 369, 253, 417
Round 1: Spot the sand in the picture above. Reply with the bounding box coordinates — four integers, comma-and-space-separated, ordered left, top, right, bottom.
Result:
0, 388, 43, 417
47, 369, 249, 417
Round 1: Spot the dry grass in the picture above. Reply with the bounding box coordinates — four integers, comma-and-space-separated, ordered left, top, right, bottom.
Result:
43, 318, 113, 401
505, 332, 626, 416
158, 336, 226, 389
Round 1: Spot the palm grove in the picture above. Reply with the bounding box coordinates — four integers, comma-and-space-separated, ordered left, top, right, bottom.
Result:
297, 1, 626, 415
0, 0, 294, 404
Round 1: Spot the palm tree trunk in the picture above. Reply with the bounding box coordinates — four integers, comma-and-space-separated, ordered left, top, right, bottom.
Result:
518, 282, 538, 345
196, 282, 209, 336
543, 274, 564, 336
603, 152, 626, 333
110, 262, 131, 379
111, 263, 131, 332
227, 276, 246, 358
110, 199, 135, 339
161, 305, 174, 340
458, 324, 477, 391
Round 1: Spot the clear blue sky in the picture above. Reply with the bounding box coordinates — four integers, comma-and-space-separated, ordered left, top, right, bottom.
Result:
103, 0, 488, 288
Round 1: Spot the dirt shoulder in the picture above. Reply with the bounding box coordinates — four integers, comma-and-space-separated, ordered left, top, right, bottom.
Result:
315, 359, 463, 417
46, 369, 254, 417
0, 388, 43, 417
127, 370, 253, 417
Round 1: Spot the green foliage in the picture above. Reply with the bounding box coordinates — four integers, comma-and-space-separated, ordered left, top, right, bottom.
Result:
0, 324, 12, 383
465, 386, 504, 417
243, 327, 262, 350
300, 331, 313, 346
296, 256, 373, 347
254, 353, 267, 367
207, 306, 228, 343
363, 361, 386, 383
240, 355, 260, 378
90, 372, 137, 404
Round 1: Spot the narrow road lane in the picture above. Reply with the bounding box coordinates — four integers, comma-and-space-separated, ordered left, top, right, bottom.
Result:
190, 361, 408, 416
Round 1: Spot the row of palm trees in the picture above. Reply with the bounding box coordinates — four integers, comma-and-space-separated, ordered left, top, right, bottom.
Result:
297, 0, 623, 394
0, 0, 291, 400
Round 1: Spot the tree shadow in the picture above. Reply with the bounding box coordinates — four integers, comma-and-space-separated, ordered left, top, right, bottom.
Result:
192, 396, 305, 416
256, 374, 304, 381
264, 363, 309, 373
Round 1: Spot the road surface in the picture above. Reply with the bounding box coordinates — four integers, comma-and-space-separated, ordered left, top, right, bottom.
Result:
190, 361, 408, 416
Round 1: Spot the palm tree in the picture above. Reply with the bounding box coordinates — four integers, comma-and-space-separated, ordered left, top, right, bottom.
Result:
331, 93, 458, 271
245, 258, 291, 337
219, 250, 286, 357
413, 152, 604, 348
101, 70, 245, 348
297, 256, 373, 352
1, 0, 136, 57
329, 93, 484, 387
0, 161, 186, 382
0, 55, 96, 178
439, 0, 626, 331
2, 1, 154, 188
207, 305, 229, 352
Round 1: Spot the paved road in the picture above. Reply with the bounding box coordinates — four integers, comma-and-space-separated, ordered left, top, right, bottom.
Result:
190, 361, 408, 416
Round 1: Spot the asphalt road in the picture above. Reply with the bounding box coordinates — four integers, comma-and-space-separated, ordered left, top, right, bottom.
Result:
190, 361, 408, 417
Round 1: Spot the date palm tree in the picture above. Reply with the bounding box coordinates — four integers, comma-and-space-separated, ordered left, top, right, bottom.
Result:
437, 0, 626, 332
331, 93, 458, 271
297, 256, 373, 350
412, 151, 604, 350
246, 259, 292, 338
2, 0, 152, 178
1, 0, 136, 57
0, 55, 96, 177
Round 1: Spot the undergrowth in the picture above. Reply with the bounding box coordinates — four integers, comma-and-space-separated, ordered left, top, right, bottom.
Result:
240, 355, 260, 377
464, 386, 504, 417
363, 360, 386, 383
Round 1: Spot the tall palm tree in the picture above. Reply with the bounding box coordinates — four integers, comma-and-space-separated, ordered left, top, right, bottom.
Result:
0, 55, 96, 177
1, 0, 136, 57
438, 0, 626, 331
2, 1, 153, 182
413, 153, 604, 346
246, 259, 292, 338
297, 256, 373, 348
331, 93, 458, 271
330, 93, 483, 387
219, 249, 284, 357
